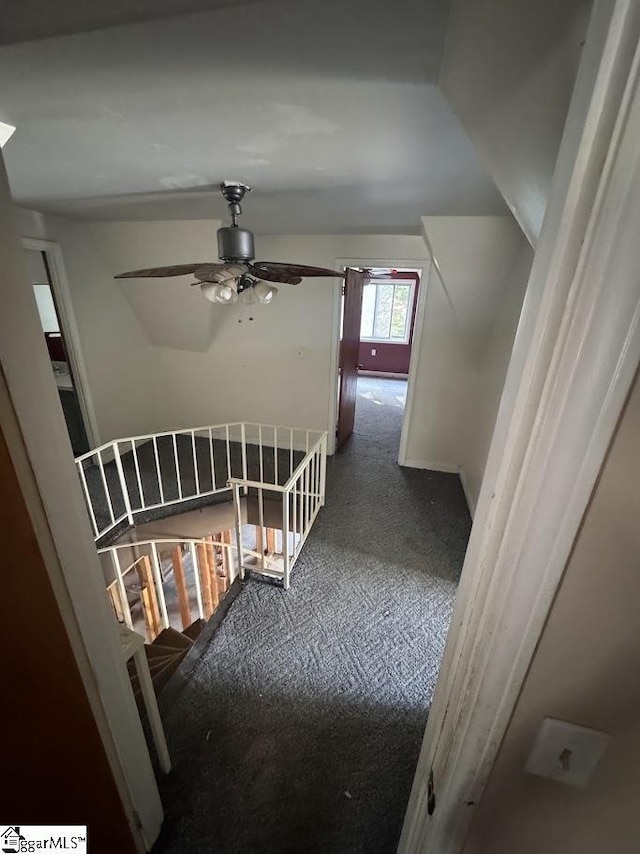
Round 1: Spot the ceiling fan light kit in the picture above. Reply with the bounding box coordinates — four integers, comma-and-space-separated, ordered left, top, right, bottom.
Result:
253, 281, 277, 304
201, 280, 238, 304
114, 182, 345, 307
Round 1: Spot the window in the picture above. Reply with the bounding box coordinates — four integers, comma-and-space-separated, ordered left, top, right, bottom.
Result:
360, 279, 415, 344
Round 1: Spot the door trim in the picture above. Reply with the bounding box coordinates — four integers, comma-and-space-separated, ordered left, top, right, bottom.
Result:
1, 163, 162, 850
23, 237, 100, 447
399, 2, 640, 851
330, 257, 427, 455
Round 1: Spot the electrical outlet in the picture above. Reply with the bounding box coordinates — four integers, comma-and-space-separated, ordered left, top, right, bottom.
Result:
371, 348, 377, 356
525, 718, 611, 787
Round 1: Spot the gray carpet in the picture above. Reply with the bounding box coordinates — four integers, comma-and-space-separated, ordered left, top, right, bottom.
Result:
153, 376, 471, 854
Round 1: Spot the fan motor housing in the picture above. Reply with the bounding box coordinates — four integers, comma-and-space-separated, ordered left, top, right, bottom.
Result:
217, 226, 255, 263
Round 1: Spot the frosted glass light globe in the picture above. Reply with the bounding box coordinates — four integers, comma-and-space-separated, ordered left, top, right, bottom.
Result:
200, 281, 219, 303
215, 283, 238, 304
253, 281, 277, 304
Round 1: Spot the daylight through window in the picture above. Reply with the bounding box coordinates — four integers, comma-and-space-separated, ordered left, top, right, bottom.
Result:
360, 280, 415, 344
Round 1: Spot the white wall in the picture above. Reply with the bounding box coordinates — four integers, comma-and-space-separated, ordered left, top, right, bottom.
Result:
463, 369, 640, 854
89, 220, 224, 353
402, 216, 532, 511
459, 241, 533, 507
17, 209, 160, 442
81, 226, 432, 435
440, 0, 592, 245
16, 211, 434, 443
15, 211, 529, 514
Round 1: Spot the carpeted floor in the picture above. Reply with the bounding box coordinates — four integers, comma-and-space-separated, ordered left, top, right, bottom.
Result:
153, 375, 471, 854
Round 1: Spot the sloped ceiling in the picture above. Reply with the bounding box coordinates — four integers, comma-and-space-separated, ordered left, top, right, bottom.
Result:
89, 219, 224, 351
439, 0, 591, 245
421, 215, 525, 346
0, 0, 506, 233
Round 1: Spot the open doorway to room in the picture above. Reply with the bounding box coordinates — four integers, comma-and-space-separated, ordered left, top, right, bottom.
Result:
334, 263, 423, 461
23, 239, 97, 455
356, 269, 419, 458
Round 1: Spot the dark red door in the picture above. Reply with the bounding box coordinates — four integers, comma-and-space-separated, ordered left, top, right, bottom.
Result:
337, 267, 366, 449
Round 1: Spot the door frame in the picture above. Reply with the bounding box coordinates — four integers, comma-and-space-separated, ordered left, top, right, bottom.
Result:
329, 257, 428, 455
1, 162, 162, 850
336, 267, 367, 450
399, 1, 640, 851
23, 236, 100, 448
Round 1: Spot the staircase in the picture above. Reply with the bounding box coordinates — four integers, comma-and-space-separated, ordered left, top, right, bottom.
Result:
128, 626, 199, 700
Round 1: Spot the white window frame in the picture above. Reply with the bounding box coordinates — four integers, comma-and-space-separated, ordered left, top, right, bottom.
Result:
360, 278, 417, 345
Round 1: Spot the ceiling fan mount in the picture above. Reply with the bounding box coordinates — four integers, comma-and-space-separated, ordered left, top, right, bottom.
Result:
217, 181, 256, 264
114, 182, 345, 306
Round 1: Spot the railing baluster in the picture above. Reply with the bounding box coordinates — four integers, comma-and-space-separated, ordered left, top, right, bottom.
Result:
150, 542, 170, 628
258, 486, 265, 573
283, 491, 290, 590
129, 439, 144, 510
153, 436, 165, 505
311, 451, 316, 516
209, 427, 216, 491
274, 426, 278, 486
189, 541, 205, 620
240, 423, 248, 495
172, 433, 183, 500
225, 424, 232, 483
113, 442, 134, 525
305, 460, 310, 537
110, 549, 133, 629
289, 427, 294, 482
292, 482, 297, 558
298, 476, 304, 551
191, 430, 200, 496
232, 482, 245, 580
97, 449, 115, 525
320, 434, 327, 506
77, 460, 99, 537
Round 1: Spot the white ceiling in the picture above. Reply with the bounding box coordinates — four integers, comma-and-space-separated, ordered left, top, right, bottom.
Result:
0, 0, 506, 233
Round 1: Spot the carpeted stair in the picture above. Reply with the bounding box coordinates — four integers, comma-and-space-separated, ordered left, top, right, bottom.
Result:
129, 625, 202, 700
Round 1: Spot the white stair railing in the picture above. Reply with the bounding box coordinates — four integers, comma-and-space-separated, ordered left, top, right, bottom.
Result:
76, 421, 328, 590
229, 430, 327, 589
75, 422, 250, 542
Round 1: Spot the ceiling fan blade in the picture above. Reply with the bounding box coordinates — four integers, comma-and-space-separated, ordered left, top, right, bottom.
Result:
195, 263, 249, 283
251, 261, 344, 283
247, 264, 301, 285
114, 263, 218, 279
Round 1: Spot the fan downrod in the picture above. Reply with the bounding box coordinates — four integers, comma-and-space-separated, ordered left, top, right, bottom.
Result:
217, 181, 255, 262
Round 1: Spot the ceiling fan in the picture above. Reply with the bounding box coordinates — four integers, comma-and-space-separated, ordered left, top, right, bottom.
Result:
115, 182, 345, 305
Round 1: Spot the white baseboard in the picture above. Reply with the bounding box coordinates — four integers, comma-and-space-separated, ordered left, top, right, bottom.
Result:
359, 370, 408, 380
400, 458, 476, 518
400, 458, 460, 474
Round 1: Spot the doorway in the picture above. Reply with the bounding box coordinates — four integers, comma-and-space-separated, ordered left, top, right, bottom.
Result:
334, 264, 423, 458
23, 239, 96, 455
